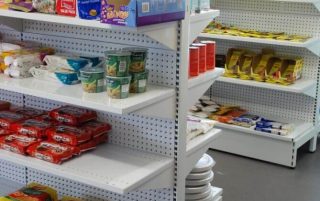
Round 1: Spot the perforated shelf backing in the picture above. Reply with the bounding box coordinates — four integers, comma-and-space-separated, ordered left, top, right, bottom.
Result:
212, 0, 320, 37
24, 95, 175, 157
0, 26, 21, 41
26, 168, 173, 201
0, 160, 26, 184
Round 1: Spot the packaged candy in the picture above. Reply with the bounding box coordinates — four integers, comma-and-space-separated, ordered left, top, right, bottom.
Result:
9, 0, 33, 12
0, 111, 27, 129
46, 125, 92, 146
78, 133, 108, 153
0, 128, 12, 137
251, 49, 274, 82
44, 55, 91, 71
49, 106, 97, 126
27, 141, 79, 164
32, 0, 56, 14
0, 100, 10, 111
34, 114, 57, 124
278, 57, 303, 85
254, 127, 289, 136
81, 120, 111, 138
13, 107, 45, 118
229, 114, 261, 128
256, 118, 293, 130
3, 182, 58, 201
56, 0, 76, 16
224, 48, 246, 78
265, 57, 284, 84
0, 134, 40, 155
78, 0, 100, 20
10, 119, 53, 138
238, 52, 256, 80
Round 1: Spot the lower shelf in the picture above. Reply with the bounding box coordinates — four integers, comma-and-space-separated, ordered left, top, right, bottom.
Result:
0, 144, 174, 194
0, 178, 24, 196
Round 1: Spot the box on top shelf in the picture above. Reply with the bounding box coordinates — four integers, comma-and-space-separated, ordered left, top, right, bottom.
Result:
101, 0, 185, 27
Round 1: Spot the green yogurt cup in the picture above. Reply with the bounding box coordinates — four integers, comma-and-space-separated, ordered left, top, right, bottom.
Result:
106, 75, 132, 99
79, 67, 105, 93
123, 47, 148, 73
130, 70, 149, 93
105, 51, 131, 77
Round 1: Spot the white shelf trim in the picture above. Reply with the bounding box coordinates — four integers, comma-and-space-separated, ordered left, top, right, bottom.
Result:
0, 178, 24, 196
188, 68, 224, 89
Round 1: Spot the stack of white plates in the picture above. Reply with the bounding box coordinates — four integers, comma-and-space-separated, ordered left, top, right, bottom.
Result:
186, 154, 223, 201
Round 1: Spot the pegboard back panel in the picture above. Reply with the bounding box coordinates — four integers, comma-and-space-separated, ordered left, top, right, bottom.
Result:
27, 168, 173, 201
0, 89, 24, 106
24, 95, 175, 157
22, 33, 176, 87
212, 0, 320, 37
0, 160, 26, 184
212, 81, 315, 122
0, 28, 21, 41
22, 20, 168, 50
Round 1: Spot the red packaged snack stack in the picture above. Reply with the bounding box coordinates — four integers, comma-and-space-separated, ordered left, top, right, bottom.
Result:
81, 120, 111, 138
0, 110, 28, 129
46, 125, 92, 146
49, 106, 97, 126
0, 134, 40, 155
35, 114, 58, 125
56, 0, 76, 17
13, 107, 45, 118
0, 100, 10, 111
10, 119, 53, 138
27, 141, 79, 164
0, 128, 13, 137
78, 133, 108, 153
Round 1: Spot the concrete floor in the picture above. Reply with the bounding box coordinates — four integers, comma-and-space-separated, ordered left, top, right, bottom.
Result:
208, 136, 320, 201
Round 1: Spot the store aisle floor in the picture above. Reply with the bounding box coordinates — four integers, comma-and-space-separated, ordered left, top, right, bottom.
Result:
208, 136, 320, 201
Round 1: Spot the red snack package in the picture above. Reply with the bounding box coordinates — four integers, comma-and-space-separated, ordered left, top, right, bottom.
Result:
35, 114, 58, 125
0, 100, 11, 111
46, 125, 92, 146
78, 133, 108, 153
10, 119, 53, 138
13, 107, 45, 118
56, 0, 76, 17
49, 106, 97, 126
27, 141, 79, 164
0, 134, 40, 155
0, 111, 28, 129
81, 120, 111, 138
0, 128, 13, 137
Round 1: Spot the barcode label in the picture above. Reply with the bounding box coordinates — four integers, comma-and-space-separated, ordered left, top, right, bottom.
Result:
142, 2, 150, 13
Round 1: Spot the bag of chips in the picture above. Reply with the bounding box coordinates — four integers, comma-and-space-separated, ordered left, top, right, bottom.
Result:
0, 134, 40, 155
10, 119, 54, 138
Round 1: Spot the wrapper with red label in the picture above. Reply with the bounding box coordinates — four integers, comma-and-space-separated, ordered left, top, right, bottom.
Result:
46, 125, 92, 146
10, 119, 53, 138
78, 133, 108, 153
0, 134, 40, 155
0, 128, 13, 137
27, 141, 79, 164
0, 111, 28, 129
13, 107, 45, 118
56, 0, 76, 17
81, 120, 111, 138
34, 114, 58, 125
49, 106, 97, 126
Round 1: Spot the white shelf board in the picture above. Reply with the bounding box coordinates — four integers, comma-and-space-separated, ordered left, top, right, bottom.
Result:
215, 121, 314, 142
187, 68, 224, 109
0, 178, 24, 196
0, 75, 175, 119
274, 0, 320, 11
184, 128, 222, 177
0, 9, 179, 49
199, 33, 320, 56
217, 76, 317, 98
189, 10, 220, 44
0, 144, 174, 194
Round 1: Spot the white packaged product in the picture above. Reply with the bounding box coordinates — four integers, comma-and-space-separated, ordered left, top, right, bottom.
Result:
4, 54, 42, 78
44, 55, 91, 71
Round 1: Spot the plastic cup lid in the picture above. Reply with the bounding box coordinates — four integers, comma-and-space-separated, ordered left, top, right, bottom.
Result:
186, 183, 211, 194
191, 154, 216, 173
186, 186, 212, 200
186, 171, 214, 187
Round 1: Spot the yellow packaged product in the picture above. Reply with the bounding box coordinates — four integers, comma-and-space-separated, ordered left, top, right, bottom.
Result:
224, 48, 246, 78
61, 196, 82, 201
238, 52, 256, 80
278, 57, 303, 85
251, 49, 274, 82
265, 57, 284, 84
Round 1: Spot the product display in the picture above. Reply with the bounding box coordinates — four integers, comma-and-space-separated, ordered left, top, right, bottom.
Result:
10, 119, 54, 138
0, 134, 40, 155
78, 0, 100, 20
56, 0, 76, 16
79, 67, 105, 93
105, 50, 131, 77
130, 70, 149, 93
186, 117, 216, 141
204, 21, 311, 43
32, 0, 55, 14
123, 47, 148, 73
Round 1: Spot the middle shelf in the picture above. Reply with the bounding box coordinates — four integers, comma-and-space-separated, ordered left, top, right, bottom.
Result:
0, 143, 174, 194
0, 75, 176, 119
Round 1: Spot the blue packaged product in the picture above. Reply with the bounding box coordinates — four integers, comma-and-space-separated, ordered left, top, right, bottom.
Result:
78, 0, 101, 20
230, 114, 261, 127
80, 56, 103, 67
256, 119, 292, 130
254, 127, 289, 136
44, 55, 91, 71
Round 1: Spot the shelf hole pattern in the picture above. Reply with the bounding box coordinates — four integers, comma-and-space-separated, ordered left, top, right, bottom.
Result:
0, 28, 21, 41
22, 33, 176, 87
27, 168, 173, 201
24, 95, 175, 157
0, 89, 24, 106
0, 160, 26, 184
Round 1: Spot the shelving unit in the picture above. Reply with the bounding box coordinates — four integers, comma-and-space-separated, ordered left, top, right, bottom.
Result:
274, 0, 320, 11
0, 178, 23, 196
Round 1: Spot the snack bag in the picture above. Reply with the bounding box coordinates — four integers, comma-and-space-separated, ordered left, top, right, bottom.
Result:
265, 57, 284, 84
0, 128, 12, 137
13, 107, 45, 118
9, 0, 33, 12
49, 106, 97, 126
229, 114, 261, 128
46, 125, 92, 146
3, 182, 58, 201
44, 55, 91, 71
81, 120, 111, 138
56, 0, 76, 16
0, 134, 40, 155
78, 0, 100, 20
278, 57, 303, 85
0, 111, 28, 129
224, 48, 246, 78
34, 114, 58, 124
251, 49, 274, 82
10, 119, 53, 138
32, 0, 56, 14
238, 52, 256, 80
27, 141, 79, 164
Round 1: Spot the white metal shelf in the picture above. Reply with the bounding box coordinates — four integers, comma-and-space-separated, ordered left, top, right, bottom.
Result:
0, 144, 174, 194
0, 75, 175, 119
0, 177, 24, 196
189, 10, 220, 44
187, 68, 224, 109
274, 0, 320, 11
199, 33, 320, 56
217, 76, 317, 98
0, 9, 179, 50
184, 128, 222, 177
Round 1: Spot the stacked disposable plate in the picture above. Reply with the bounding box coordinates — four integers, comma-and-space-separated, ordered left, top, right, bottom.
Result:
186, 154, 223, 201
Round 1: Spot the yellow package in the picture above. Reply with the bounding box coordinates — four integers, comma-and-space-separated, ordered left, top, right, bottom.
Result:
251, 49, 274, 82
278, 58, 303, 85
238, 52, 256, 80
265, 57, 284, 84
224, 48, 246, 78
61, 196, 82, 201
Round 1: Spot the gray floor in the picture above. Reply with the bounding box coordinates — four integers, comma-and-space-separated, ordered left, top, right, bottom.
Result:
208, 136, 320, 201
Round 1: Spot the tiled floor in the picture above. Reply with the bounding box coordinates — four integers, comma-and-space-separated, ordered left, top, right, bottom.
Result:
208, 136, 320, 201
